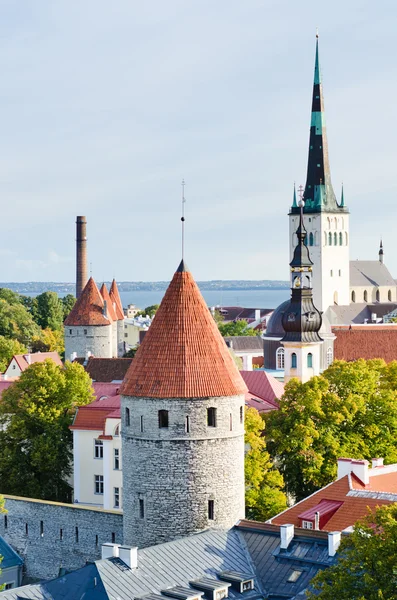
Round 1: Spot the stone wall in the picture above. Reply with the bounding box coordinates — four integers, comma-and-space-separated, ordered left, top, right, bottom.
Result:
0, 495, 123, 580
122, 394, 245, 548
64, 324, 113, 360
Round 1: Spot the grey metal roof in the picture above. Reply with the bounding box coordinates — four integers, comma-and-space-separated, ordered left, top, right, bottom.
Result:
0, 536, 23, 570
264, 301, 289, 338
223, 337, 263, 352
327, 302, 397, 325
349, 261, 396, 287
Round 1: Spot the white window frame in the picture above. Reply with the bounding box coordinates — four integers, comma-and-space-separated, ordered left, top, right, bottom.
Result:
94, 439, 103, 459
302, 520, 313, 529
94, 475, 104, 495
114, 487, 120, 508
276, 347, 285, 370
114, 448, 120, 470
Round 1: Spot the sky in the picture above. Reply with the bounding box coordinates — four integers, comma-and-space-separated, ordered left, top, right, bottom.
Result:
0, 0, 397, 283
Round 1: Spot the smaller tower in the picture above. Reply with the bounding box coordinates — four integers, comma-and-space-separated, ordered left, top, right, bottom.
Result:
282, 200, 323, 383
379, 239, 384, 264
110, 279, 125, 357
76, 216, 88, 299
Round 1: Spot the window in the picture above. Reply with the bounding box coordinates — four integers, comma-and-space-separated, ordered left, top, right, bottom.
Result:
94, 439, 103, 459
12, 363, 16, 370
95, 475, 104, 495
75, 527, 79, 543
114, 448, 120, 470
363, 290, 368, 302
324, 232, 327, 245
69, 329, 72, 335
185, 415, 190, 433
125, 407, 130, 426
40, 521, 44, 537
334, 232, 337, 245
339, 269, 341, 276
389, 290, 392, 301
95, 535, 98, 547
307, 353, 313, 368
291, 353, 297, 369
276, 347, 285, 370
230, 413, 233, 431
345, 232, 348, 245
328, 232, 332, 245
302, 520, 313, 529
240, 406, 243, 424
352, 291, 356, 303
112, 532, 116, 543
114, 425, 120, 436
60, 528, 63, 541
4, 515, 7, 529
4, 584, 14, 591
287, 570, 303, 583
309, 232, 314, 246
124, 333, 128, 338
326, 347, 333, 367
140, 415, 144, 432
25, 523, 28, 536
334, 291, 338, 305
330, 270, 333, 277
242, 582, 252, 592
376, 289, 380, 302
207, 407, 217, 427
114, 487, 120, 508
216, 591, 227, 600
84, 329, 87, 335
208, 499, 214, 520
339, 232, 342, 246
139, 498, 145, 519
158, 409, 169, 428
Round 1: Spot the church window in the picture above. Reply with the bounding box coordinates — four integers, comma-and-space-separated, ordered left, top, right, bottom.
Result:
328, 232, 332, 245
309, 232, 314, 246
352, 291, 356, 303
364, 290, 368, 302
327, 217, 331, 229
208, 500, 215, 520
94, 439, 103, 459
339, 232, 343, 246
240, 406, 244, 424
125, 407, 130, 426
334, 217, 337, 229
388, 290, 392, 301
376, 289, 380, 302
334, 232, 337, 245
158, 410, 169, 428
291, 353, 297, 369
276, 347, 285, 370
307, 353, 313, 368
207, 407, 217, 427
326, 347, 333, 367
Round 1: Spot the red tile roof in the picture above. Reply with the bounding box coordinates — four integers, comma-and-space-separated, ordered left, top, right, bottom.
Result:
75, 357, 133, 382
333, 325, 397, 362
70, 382, 121, 432
120, 260, 247, 398
110, 279, 124, 321
10, 352, 63, 372
240, 371, 283, 410
99, 283, 117, 322
64, 278, 110, 326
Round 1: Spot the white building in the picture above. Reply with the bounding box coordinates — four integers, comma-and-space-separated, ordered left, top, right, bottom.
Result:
2, 352, 63, 380
123, 315, 152, 349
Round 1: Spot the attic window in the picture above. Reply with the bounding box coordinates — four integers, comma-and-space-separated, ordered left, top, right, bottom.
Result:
242, 582, 252, 592
302, 520, 313, 529
287, 570, 303, 583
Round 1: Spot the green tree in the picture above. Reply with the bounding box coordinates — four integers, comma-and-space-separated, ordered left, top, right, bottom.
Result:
0, 336, 27, 372
218, 319, 257, 337
61, 294, 76, 319
0, 288, 22, 305
266, 359, 397, 501
35, 291, 64, 330
123, 346, 138, 358
308, 504, 397, 599
31, 328, 65, 355
0, 299, 41, 344
0, 360, 94, 502
135, 304, 159, 318
245, 407, 287, 520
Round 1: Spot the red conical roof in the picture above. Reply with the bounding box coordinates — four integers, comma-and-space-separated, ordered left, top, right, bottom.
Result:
120, 260, 247, 398
100, 283, 117, 322
110, 279, 124, 321
64, 278, 110, 326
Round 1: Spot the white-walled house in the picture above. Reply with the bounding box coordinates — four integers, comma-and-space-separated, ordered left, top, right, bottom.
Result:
2, 352, 63, 380
70, 383, 122, 511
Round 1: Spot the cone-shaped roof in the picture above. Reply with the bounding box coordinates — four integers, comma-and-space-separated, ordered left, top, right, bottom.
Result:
100, 283, 117, 322
110, 279, 124, 320
64, 277, 110, 326
120, 260, 247, 398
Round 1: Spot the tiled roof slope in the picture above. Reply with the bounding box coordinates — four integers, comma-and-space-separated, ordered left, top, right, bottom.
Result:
121, 260, 247, 398
100, 283, 117, 321
64, 278, 110, 327
70, 383, 121, 432
224, 336, 264, 352
240, 370, 284, 407
334, 325, 397, 362
13, 352, 62, 371
77, 357, 133, 382
110, 279, 124, 320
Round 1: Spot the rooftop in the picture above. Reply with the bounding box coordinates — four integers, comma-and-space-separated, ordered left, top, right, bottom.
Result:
350, 260, 396, 287
64, 277, 111, 327
4, 352, 62, 376
75, 357, 133, 382
333, 324, 397, 362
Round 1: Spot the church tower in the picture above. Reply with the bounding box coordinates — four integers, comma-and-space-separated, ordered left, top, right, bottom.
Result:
120, 259, 247, 548
289, 36, 350, 313
282, 200, 323, 383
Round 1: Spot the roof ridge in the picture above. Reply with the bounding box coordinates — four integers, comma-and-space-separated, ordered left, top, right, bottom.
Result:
64, 278, 110, 327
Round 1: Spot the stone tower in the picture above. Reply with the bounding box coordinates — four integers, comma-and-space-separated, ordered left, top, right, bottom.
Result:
289, 36, 350, 313
110, 279, 126, 357
76, 216, 88, 299
282, 200, 323, 383
120, 259, 247, 548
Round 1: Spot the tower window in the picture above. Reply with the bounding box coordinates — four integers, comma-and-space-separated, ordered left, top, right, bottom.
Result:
60, 528, 63, 541
208, 500, 215, 520
185, 415, 190, 433
69, 329, 72, 335
75, 526, 79, 543
334, 232, 337, 245
139, 498, 145, 519
291, 353, 297, 369
339, 269, 342, 276
84, 329, 87, 335
4, 515, 7, 530
330, 270, 333, 277
276, 347, 285, 370
363, 290, 368, 302
352, 291, 356, 303
140, 415, 144, 432
307, 353, 313, 368
40, 521, 44, 537
125, 407, 130, 426
207, 407, 217, 427
158, 410, 169, 428
339, 232, 343, 246
376, 289, 380, 302
388, 290, 392, 301
309, 232, 314, 246
328, 232, 332, 245
240, 406, 243, 424
230, 413, 233, 431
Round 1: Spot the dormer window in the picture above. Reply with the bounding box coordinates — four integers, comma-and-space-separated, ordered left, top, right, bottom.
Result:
287, 570, 303, 583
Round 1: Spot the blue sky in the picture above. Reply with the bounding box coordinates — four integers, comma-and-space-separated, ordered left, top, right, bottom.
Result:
0, 0, 396, 282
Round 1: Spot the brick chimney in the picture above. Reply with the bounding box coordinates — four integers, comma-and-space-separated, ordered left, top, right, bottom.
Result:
76, 216, 88, 299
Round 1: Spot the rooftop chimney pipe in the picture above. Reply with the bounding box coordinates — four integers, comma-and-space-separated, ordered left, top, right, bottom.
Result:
76, 216, 88, 299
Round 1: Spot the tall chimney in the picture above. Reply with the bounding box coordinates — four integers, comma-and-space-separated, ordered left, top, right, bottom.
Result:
76, 216, 88, 298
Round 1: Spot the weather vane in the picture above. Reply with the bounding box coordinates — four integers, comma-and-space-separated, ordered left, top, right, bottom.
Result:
181, 179, 186, 260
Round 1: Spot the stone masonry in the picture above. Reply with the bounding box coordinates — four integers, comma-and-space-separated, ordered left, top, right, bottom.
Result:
122, 394, 246, 548
64, 324, 113, 361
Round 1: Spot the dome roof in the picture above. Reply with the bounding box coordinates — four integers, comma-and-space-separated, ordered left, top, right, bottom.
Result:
265, 300, 289, 338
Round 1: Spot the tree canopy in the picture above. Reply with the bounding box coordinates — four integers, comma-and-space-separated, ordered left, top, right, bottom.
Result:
0, 360, 94, 502
265, 359, 397, 500
0, 336, 27, 372
35, 291, 64, 331
218, 319, 257, 337
135, 304, 159, 318
308, 504, 397, 599
0, 298, 41, 344
245, 407, 287, 520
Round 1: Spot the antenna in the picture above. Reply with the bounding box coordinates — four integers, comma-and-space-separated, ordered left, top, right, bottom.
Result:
181, 179, 186, 259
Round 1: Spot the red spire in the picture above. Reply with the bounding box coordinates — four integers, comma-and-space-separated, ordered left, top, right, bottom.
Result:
100, 283, 117, 322
110, 279, 124, 321
64, 277, 110, 326
120, 261, 247, 399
